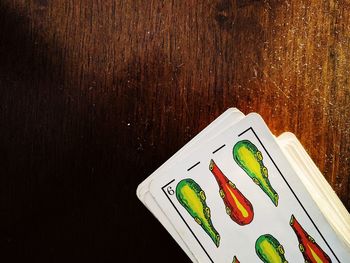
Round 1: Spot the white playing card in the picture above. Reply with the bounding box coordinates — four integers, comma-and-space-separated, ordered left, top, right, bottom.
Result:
141, 131, 350, 262
149, 113, 350, 262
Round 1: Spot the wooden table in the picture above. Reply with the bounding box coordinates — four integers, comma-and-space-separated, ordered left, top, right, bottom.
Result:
1, 0, 349, 261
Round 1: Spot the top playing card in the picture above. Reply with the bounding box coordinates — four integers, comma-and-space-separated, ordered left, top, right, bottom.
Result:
149, 113, 350, 263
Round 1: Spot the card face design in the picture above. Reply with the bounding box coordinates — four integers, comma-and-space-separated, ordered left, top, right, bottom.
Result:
235, 126, 336, 263
255, 234, 288, 263
175, 179, 221, 247
233, 139, 279, 207
232, 255, 240, 262
150, 114, 346, 262
289, 214, 331, 263
209, 159, 254, 226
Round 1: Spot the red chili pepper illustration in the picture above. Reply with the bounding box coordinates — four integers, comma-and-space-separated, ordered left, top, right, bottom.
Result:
290, 215, 332, 263
209, 159, 254, 225
232, 255, 240, 263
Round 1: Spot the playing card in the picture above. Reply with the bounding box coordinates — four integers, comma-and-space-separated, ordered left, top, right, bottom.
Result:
149, 113, 350, 262
142, 135, 350, 262
143, 132, 350, 262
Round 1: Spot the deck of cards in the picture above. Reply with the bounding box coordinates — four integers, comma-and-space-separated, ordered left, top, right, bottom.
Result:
136, 108, 350, 262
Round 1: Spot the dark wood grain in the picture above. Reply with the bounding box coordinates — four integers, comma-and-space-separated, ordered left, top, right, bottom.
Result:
0, 0, 349, 261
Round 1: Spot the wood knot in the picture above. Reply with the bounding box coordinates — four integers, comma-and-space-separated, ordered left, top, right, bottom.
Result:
215, 0, 237, 30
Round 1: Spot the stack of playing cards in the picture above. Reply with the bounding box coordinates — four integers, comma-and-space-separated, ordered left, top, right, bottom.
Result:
136, 108, 350, 262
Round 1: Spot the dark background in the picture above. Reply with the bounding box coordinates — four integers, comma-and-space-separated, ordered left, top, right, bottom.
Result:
0, 0, 349, 262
